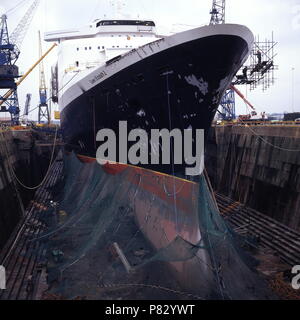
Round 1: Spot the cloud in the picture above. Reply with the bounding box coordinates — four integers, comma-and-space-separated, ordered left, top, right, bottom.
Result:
0, 5, 5, 15
1, 0, 299, 119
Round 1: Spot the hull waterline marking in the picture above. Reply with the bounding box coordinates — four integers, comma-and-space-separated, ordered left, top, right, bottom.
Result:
96, 121, 205, 176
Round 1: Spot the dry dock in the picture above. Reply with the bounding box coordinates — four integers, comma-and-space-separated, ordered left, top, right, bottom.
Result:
0, 124, 300, 300
206, 124, 300, 231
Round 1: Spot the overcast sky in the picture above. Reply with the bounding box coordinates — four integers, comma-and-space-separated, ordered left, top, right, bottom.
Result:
0, 0, 299, 120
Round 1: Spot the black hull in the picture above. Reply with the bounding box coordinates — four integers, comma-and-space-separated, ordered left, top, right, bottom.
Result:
61, 34, 249, 176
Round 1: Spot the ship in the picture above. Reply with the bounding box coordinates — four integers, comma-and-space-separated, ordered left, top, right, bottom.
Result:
45, 18, 253, 177
45, 17, 257, 297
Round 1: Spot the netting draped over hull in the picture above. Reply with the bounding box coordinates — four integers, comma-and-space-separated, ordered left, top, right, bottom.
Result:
35, 153, 272, 300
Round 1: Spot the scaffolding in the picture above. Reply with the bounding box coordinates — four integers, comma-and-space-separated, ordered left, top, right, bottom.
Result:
219, 89, 236, 120
233, 33, 278, 92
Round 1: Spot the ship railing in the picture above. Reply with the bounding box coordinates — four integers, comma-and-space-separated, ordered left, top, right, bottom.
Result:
213, 121, 300, 127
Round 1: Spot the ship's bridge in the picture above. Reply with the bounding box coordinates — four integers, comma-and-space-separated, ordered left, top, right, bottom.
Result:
94, 19, 156, 35
44, 20, 157, 42
96, 20, 155, 27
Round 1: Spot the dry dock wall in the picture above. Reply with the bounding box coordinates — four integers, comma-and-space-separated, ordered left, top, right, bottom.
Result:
0, 130, 25, 250
206, 125, 300, 231
0, 129, 55, 249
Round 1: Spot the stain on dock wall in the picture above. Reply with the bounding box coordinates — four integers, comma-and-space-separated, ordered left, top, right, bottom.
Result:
206, 125, 300, 231
0, 129, 55, 249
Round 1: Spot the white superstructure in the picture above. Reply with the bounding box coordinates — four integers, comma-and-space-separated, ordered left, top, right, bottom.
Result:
45, 21, 253, 114
45, 20, 160, 105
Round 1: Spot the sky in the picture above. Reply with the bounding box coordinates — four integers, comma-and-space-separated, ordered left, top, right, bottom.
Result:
0, 0, 300, 120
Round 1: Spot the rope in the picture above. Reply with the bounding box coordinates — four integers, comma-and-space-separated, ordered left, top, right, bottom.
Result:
244, 124, 300, 152
241, 103, 300, 152
99, 282, 204, 300
165, 72, 179, 233
0, 126, 59, 190
162, 176, 186, 197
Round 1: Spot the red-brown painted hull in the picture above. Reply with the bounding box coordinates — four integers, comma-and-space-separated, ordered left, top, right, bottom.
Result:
74, 153, 213, 294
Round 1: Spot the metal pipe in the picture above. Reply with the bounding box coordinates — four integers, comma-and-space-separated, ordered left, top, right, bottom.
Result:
230, 85, 256, 110
113, 242, 132, 273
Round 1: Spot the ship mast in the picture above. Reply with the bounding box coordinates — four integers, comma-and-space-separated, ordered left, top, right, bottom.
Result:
110, 0, 125, 19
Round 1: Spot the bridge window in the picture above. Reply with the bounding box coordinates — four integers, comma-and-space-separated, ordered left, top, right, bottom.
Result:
96, 20, 155, 27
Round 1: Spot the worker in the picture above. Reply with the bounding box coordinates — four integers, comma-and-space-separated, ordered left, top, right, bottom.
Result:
255, 50, 262, 65
242, 66, 248, 80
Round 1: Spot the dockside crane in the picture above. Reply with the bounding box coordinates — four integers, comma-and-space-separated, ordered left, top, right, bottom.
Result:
0, 43, 57, 105
9, 0, 40, 62
0, 14, 20, 123
210, 0, 226, 25
37, 30, 50, 124
210, 0, 277, 121
0, 0, 40, 124
209, 0, 236, 120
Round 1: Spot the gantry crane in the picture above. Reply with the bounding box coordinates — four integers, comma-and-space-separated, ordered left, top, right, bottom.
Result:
210, 0, 277, 121
10, 0, 40, 63
210, 0, 236, 120
210, 0, 259, 119
0, 14, 20, 123
0, 0, 40, 124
